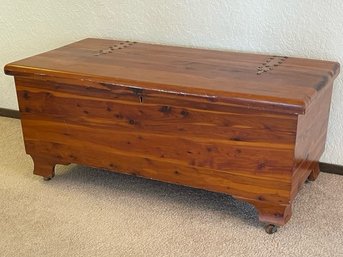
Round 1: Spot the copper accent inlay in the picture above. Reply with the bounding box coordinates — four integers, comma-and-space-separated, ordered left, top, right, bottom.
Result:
257, 56, 288, 75
94, 41, 137, 56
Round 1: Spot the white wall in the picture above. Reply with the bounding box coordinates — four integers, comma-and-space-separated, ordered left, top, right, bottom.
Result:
1, 0, 342, 165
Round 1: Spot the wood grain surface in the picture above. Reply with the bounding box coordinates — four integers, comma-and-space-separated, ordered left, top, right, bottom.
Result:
4, 38, 340, 229
5, 38, 340, 114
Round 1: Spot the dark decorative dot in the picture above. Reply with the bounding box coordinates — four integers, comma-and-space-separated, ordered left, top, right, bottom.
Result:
83, 110, 89, 114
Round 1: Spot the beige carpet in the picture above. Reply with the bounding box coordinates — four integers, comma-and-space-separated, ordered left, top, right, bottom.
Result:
0, 116, 342, 257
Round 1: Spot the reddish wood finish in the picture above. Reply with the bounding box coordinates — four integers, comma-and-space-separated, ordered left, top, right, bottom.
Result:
4, 38, 340, 230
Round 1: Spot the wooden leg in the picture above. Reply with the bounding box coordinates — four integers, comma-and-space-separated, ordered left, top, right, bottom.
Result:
254, 202, 292, 226
235, 197, 292, 233
307, 162, 320, 182
31, 156, 56, 180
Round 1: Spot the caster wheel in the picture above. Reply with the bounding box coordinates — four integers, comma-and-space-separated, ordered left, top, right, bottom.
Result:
265, 224, 277, 234
43, 177, 52, 181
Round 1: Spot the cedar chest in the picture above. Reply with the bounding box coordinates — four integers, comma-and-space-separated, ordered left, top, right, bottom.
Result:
4, 38, 340, 233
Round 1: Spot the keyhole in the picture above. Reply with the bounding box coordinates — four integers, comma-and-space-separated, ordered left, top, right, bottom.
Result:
139, 96, 143, 103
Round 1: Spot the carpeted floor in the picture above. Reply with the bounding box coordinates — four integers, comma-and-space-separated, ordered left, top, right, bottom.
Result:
0, 116, 342, 257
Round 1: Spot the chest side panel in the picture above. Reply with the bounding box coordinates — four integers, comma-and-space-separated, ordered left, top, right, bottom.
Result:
291, 83, 334, 199
16, 77, 298, 204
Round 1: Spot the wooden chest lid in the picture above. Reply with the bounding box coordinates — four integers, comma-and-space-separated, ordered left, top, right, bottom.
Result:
4, 38, 340, 115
